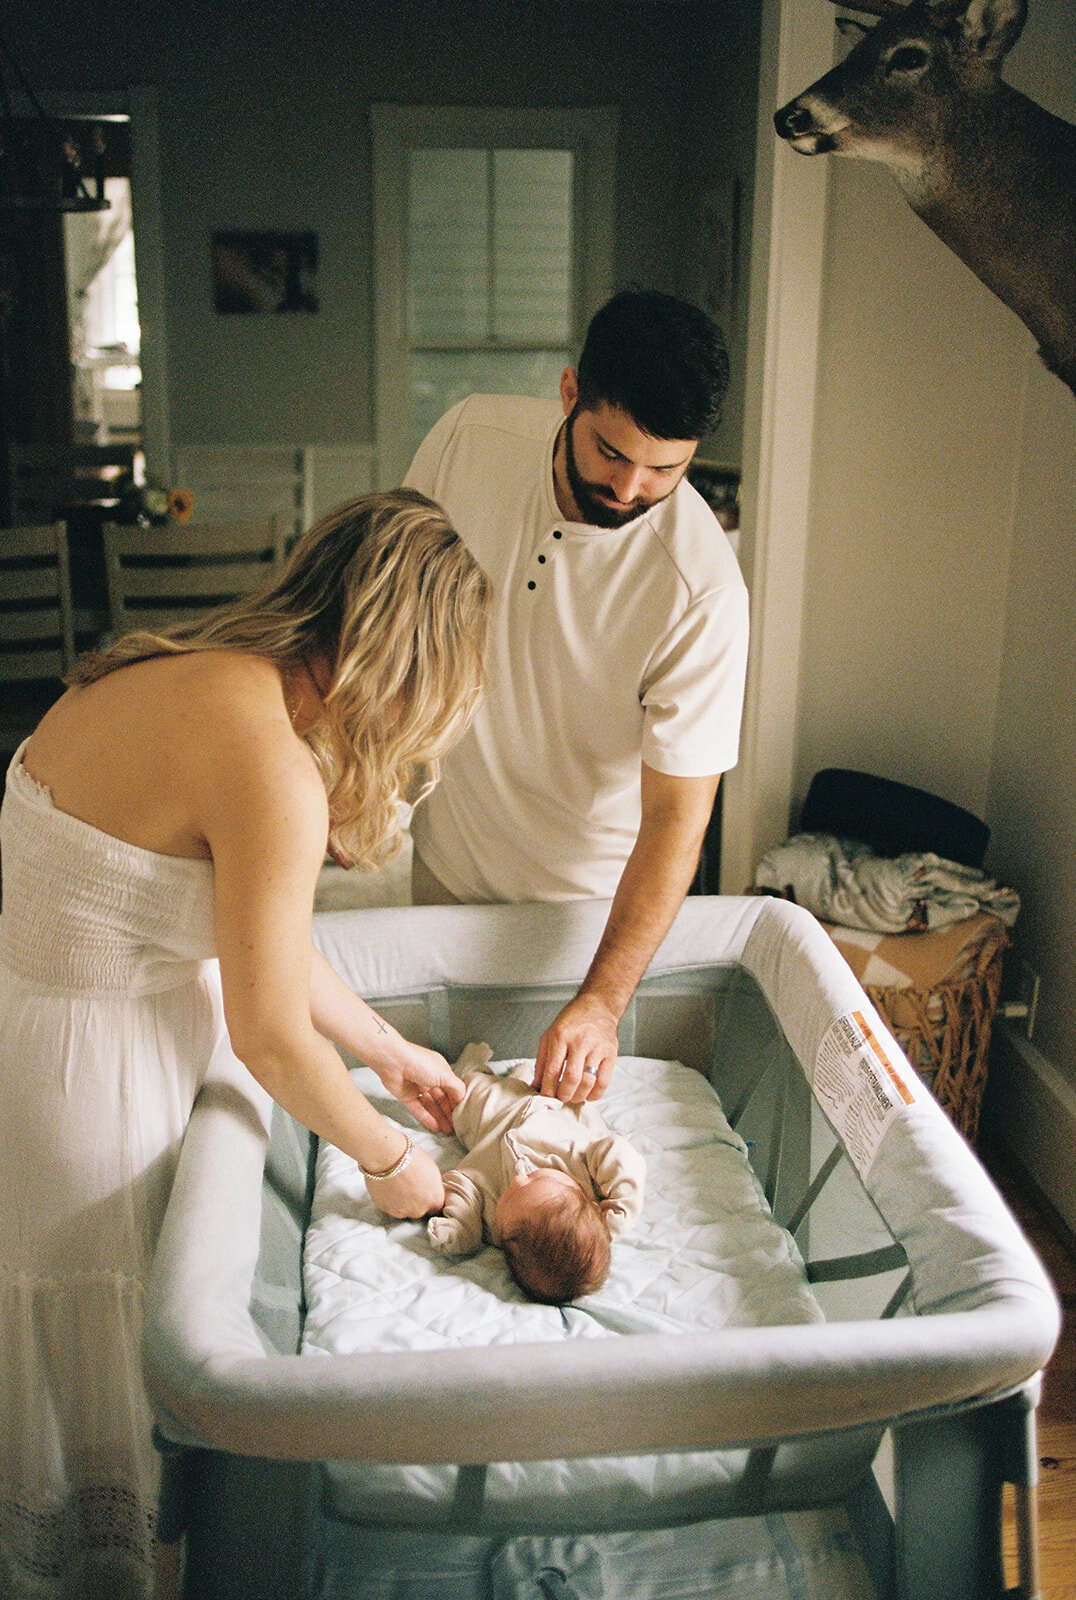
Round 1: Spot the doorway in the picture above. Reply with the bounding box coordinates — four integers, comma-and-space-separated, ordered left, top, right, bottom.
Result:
1, 115, 139, 535
0, 87, 168, 654
65, 163, 142, 451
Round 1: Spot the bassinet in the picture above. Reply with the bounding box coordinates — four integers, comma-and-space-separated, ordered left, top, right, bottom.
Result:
143, 895, 1059, 1600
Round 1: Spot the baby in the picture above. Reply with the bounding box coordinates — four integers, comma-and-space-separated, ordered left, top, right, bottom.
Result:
427, 1043, 645, 1303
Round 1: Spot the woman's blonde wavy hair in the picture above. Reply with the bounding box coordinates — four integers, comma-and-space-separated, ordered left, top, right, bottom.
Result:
69, 489, 491, 867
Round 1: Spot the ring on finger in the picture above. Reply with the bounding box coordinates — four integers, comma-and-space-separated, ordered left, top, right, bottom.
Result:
583, 1065, 599, 1078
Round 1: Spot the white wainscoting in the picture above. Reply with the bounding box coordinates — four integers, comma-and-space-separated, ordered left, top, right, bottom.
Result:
172, 444, 377, 543
984, 1022, 1076, 1235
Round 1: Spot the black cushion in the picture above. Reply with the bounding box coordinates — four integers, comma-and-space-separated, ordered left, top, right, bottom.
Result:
797, 768, 989, 870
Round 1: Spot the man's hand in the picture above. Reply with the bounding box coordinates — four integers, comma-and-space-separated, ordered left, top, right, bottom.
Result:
533, 991, 619, 1103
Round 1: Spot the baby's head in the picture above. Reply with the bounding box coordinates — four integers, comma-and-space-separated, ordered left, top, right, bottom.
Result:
495, 1167, 611, 1304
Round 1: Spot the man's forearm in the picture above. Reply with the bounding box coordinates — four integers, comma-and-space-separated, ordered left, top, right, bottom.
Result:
578, 778, 716, 1019
533, 766, 720, 1100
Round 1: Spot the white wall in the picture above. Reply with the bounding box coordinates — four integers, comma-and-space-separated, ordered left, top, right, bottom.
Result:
797, 160, 1027, 817
981, 0, 1076, 1198
988, 370, 1076, 1083
9, 0, 761, 468
789, 0, 1076, 1218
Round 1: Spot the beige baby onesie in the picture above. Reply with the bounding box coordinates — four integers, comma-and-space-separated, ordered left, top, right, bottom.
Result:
427, 1043, 646, 1257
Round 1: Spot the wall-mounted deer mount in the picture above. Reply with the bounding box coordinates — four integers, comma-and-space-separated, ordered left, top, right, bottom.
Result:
774, 0, 1076, 397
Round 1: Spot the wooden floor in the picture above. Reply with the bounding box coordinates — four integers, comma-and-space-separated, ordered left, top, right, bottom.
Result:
985, 1148, 1076, 1599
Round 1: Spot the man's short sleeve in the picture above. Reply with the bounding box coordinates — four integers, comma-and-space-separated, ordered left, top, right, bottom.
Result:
403, 400, 467, 499
639, 577, 750, 778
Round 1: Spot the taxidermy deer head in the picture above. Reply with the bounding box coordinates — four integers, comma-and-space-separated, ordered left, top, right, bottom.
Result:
774, 0, 1076, 397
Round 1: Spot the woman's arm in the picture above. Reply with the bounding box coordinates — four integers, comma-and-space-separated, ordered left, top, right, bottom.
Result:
195, 671, 446, 1218
309, 946, 464, 1134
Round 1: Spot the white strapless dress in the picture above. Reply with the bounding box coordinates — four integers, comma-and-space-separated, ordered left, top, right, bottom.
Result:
0, 744, 246, 1597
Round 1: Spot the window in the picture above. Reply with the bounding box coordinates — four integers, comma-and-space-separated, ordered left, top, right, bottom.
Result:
372, 106, 617, 486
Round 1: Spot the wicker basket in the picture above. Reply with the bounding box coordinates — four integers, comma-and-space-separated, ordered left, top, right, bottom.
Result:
819, 913, 1010, 1144
862, 928, 1008, 1142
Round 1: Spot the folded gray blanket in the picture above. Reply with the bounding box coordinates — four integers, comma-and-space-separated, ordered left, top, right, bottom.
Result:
754, 833, 1020, 933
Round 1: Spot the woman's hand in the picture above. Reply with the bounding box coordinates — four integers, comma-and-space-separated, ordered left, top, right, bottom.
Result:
374, 1043, 465, 1135
307, 949, 465, 1135
365, 1140, 447, 1219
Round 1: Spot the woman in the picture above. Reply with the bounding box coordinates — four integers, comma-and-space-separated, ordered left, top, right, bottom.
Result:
0, 489, 490, 1597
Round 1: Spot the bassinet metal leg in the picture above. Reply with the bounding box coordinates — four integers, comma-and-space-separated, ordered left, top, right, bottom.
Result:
891, 1386, 1041, 1600
1006, 1381, 1044, 1600
536, 1570, 583, 1600
178, 1451, 319, 1600
1011, 1482, 1041, 1600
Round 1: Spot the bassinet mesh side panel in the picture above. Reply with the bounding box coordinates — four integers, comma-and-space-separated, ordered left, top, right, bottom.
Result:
249, 962, 906, 1362
144, 897, 1060, 1600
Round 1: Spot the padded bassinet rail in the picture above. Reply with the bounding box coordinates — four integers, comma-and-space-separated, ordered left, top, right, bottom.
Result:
144, 896, 1060, 1600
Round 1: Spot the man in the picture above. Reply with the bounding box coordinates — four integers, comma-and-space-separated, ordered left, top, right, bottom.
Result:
404, 289, 749, 1105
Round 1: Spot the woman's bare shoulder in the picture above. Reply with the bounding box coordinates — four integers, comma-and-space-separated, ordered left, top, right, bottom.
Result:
179, 654, 329, 828
33, 650, 288, 769
169, 647, 284, 704
24, 650, 324, 859
174, 652, 323, 787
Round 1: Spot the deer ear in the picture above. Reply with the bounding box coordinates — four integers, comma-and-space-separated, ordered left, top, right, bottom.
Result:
835, 16, 869, 39
958, 0, 1027, 63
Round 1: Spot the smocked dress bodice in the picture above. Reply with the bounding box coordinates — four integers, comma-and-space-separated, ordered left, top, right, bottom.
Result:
0, 741, 217, 994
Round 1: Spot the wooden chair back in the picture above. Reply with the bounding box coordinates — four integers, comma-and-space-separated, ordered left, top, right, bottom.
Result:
0, 521, 76, 763
0, 521, 76, 681
102, 518, 285, 637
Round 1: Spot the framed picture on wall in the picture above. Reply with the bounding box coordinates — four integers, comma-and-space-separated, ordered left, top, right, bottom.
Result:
212, 231, 319, 314
695, 174, 741, 340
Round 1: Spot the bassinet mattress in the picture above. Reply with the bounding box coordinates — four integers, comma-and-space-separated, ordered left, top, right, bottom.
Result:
301, 1053, 824, 1527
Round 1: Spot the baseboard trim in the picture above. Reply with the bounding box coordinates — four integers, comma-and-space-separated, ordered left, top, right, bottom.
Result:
983, 1020, 1076, 1237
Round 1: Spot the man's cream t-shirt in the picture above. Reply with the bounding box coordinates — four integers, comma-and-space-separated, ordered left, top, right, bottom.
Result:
405, 394, 750, 902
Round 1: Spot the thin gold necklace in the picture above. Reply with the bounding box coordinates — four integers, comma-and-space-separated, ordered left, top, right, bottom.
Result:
284, 658, 311, 729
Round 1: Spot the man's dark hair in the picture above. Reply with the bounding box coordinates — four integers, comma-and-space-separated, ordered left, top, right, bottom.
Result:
575, 289, 729, 441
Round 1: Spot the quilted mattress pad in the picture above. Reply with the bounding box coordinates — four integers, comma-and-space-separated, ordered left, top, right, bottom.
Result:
301, 1054, 824, 1528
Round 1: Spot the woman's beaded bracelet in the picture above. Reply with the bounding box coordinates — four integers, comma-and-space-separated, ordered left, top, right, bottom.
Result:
360, 1135, 415, 1183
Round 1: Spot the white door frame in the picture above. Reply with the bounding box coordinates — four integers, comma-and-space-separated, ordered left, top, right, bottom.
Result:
719, 0, 836, 893
127, 85, 170, 481
40, 85, 170, 480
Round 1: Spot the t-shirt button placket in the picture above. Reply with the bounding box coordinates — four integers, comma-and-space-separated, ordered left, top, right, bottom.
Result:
528, 532, 560, 591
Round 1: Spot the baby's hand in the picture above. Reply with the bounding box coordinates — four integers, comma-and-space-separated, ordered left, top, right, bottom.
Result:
427, 1214, 471, 1254
454, 1041, 493, 1078
426, 1171, 484, 1255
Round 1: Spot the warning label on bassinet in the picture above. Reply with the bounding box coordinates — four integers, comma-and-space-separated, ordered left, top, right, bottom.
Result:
815, 1010, 916, 1177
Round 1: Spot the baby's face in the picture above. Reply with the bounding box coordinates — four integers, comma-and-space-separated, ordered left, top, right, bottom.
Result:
495, 1166, 582, 1236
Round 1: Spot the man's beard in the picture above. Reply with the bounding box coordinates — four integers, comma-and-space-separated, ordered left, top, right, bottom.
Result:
562, 405, 674, 529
